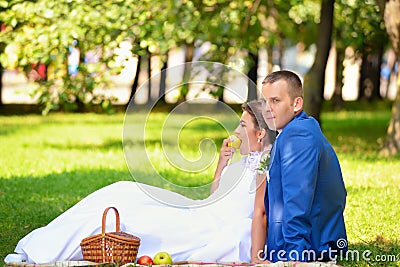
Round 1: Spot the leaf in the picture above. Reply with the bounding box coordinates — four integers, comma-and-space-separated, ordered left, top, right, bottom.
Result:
0, 0, 8, 8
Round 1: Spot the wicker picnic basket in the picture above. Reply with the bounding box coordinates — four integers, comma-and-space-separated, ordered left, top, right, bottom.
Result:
80, 206, 140, 264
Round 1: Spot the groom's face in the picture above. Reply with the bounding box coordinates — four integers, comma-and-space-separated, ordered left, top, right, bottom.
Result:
262, 80, 297, 132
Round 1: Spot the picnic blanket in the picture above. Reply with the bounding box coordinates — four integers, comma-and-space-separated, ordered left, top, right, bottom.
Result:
4, 260, 342, 267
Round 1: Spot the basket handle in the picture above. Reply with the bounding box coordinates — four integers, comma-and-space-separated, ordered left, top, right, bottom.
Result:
101, 206, 121, 235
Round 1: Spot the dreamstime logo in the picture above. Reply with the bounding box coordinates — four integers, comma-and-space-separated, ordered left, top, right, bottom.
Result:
122, 61, 271, 207
336, 238, 399, 262
336, 238, 347, 249
257, 238, 400, 263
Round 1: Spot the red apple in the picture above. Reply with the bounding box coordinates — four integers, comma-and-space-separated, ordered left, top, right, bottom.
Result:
137, 255, 153, 266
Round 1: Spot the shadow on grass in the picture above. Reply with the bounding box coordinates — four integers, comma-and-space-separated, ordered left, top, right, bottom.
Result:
42, 138, 124, 151
0, 122, 43, 137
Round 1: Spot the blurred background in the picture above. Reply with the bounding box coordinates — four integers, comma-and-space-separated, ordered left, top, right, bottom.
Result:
0, 0, 399, 155
1, 2, 399, 264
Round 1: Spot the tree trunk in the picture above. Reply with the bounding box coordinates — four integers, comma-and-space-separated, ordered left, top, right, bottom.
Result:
146, 51, 152, 102
267, 46, 273, 73
178, 43, 194, 103
358, 49, 370, 100
358, 45, 383, 101
332, 45, 345, 111
0, 62, 3, 107
158, 56, 168, 104
247, 52, 259, 101
75, 43, 85, 112
381, 85, 400, 156
0, 23, 3, 106
128, 55, 141, 105
302, 0, 335, 123
379, 0, 400, 156
277, 36, 285, 68
374, 44, 384, 100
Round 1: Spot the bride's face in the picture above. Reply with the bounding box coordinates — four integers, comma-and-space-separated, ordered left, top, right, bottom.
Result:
234, 111, 260, 155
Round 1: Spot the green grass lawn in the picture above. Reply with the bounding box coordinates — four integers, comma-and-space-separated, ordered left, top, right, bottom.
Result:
0, 106, 399, 266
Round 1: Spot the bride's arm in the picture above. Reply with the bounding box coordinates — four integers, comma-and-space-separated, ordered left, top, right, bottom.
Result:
251, 173, 270, 263
210, 138, 233, 194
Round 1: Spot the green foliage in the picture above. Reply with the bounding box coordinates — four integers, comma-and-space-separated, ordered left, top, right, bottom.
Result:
286, 0, 320, 47
0, 0, 392, 114
334, 0, 387, 51
0, 0, 150, 114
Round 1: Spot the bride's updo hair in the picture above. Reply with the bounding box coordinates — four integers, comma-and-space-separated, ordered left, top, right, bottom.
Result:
242, 100, 277, 145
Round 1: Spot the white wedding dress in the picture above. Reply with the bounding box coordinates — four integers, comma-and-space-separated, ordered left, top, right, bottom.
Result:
7, 153, 262, 264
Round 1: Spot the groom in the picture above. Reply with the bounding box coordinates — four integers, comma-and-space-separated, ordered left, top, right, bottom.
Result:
260, 70, 347, 262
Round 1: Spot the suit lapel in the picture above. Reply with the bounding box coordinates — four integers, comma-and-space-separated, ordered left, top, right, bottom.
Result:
267, 140, 277, 183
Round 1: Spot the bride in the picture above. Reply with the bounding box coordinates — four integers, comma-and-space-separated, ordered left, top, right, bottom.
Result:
6, 100, 276, 264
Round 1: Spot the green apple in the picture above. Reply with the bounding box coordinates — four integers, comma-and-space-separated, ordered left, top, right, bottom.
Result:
153, 251, 172, 265
228, 135, 241, 149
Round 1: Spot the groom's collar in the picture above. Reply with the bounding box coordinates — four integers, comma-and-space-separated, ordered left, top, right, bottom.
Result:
295, 110, 307, 119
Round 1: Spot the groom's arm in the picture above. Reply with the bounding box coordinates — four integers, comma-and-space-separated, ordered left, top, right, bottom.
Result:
280, 128, 319, 261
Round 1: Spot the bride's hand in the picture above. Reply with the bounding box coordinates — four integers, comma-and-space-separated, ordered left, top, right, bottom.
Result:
217, 138, 234, 167
211, 138, 234, 194
251, 249, 271, 264
251, 256, 271, 264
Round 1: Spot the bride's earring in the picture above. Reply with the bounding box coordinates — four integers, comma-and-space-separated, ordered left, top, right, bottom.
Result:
258, 138, 262, 143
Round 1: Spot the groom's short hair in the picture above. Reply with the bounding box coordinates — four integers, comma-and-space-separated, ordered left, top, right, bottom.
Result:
262, 70, 303, 101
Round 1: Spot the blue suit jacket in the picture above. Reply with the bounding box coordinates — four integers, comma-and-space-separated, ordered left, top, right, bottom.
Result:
264, 111, 347, 262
